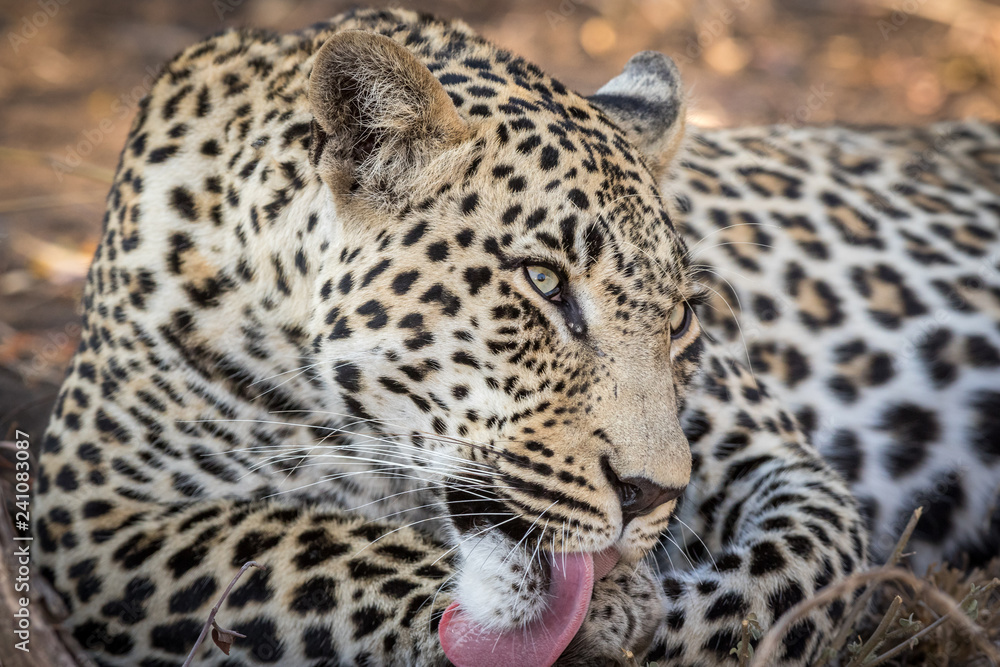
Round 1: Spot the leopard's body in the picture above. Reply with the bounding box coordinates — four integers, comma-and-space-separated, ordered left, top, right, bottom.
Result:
35, 8, 999, 666
674, 123, 1000, 575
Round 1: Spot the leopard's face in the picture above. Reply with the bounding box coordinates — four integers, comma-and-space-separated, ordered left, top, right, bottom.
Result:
305, 32, 697, 632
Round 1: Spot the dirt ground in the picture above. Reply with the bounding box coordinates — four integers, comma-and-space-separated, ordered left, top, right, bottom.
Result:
0, 0, 998, 441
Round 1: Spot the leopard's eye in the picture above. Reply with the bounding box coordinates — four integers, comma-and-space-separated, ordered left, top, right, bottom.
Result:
669, 303, 692, 339
525, 265, 563, 301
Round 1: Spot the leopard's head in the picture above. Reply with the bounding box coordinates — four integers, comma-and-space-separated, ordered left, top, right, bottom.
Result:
305, 29, 697, 659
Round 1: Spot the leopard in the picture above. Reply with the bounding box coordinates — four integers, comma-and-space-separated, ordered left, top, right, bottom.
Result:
32, 7, 999, 666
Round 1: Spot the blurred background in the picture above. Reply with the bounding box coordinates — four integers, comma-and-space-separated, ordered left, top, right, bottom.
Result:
1, 0, 998, 438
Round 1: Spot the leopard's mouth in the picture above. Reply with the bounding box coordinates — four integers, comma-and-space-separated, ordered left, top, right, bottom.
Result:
439, 546, 621, 667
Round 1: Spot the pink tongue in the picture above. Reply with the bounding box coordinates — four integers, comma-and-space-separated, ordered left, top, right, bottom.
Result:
439, 548, 620, 667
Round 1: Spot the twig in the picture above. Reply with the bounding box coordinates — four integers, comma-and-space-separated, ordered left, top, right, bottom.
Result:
847, 595, 902, 666
736, 615, 754, 667
181, 561, 265, 667
817, 507, 923, 665
749, 567, 1000, 666
885, 508, 924, 570
867, 578, 1000, 667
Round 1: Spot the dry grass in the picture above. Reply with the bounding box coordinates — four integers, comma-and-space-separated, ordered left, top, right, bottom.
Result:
847, 560, 1000, 666
746, 509, 1000, 667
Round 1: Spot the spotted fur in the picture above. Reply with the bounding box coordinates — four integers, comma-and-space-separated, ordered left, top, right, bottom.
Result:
680, 122, 1000, 575
35, 8, 999, 666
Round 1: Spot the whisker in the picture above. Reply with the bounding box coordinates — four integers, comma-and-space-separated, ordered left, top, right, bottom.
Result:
674, 516, 718, 572
519, 517, 549, 593
264, 458, 490, 489
660, 532, 697, 570
426, 569, 460, 637
184, 418, 496, 475
685, 221, 784, 258
358, 511, 515, 549
689, 240, 774, 258
364, 495, 518, 525
503, 500, 558, 567
246, 360, 318, 387
691, 276, 760, 389
259, 470, 493, 500
184, 414, 504, 462
428, 513, 525, 566
254, 441, 493, 473
347, 483, 488, 512
250, 362, 322, 400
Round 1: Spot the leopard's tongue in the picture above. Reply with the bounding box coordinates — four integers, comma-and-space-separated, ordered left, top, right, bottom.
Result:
439, 548, 620, 667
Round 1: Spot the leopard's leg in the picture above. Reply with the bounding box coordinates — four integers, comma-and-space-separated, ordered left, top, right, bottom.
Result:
646, 341, 869, 665
38, 497, 456, 666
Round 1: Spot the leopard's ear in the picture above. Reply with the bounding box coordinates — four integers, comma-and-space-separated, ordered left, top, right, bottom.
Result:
308, 30, 471, 206
589, 51, 686, 178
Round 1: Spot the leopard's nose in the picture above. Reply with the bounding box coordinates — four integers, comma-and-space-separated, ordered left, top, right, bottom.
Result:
602, 456, 686, 526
